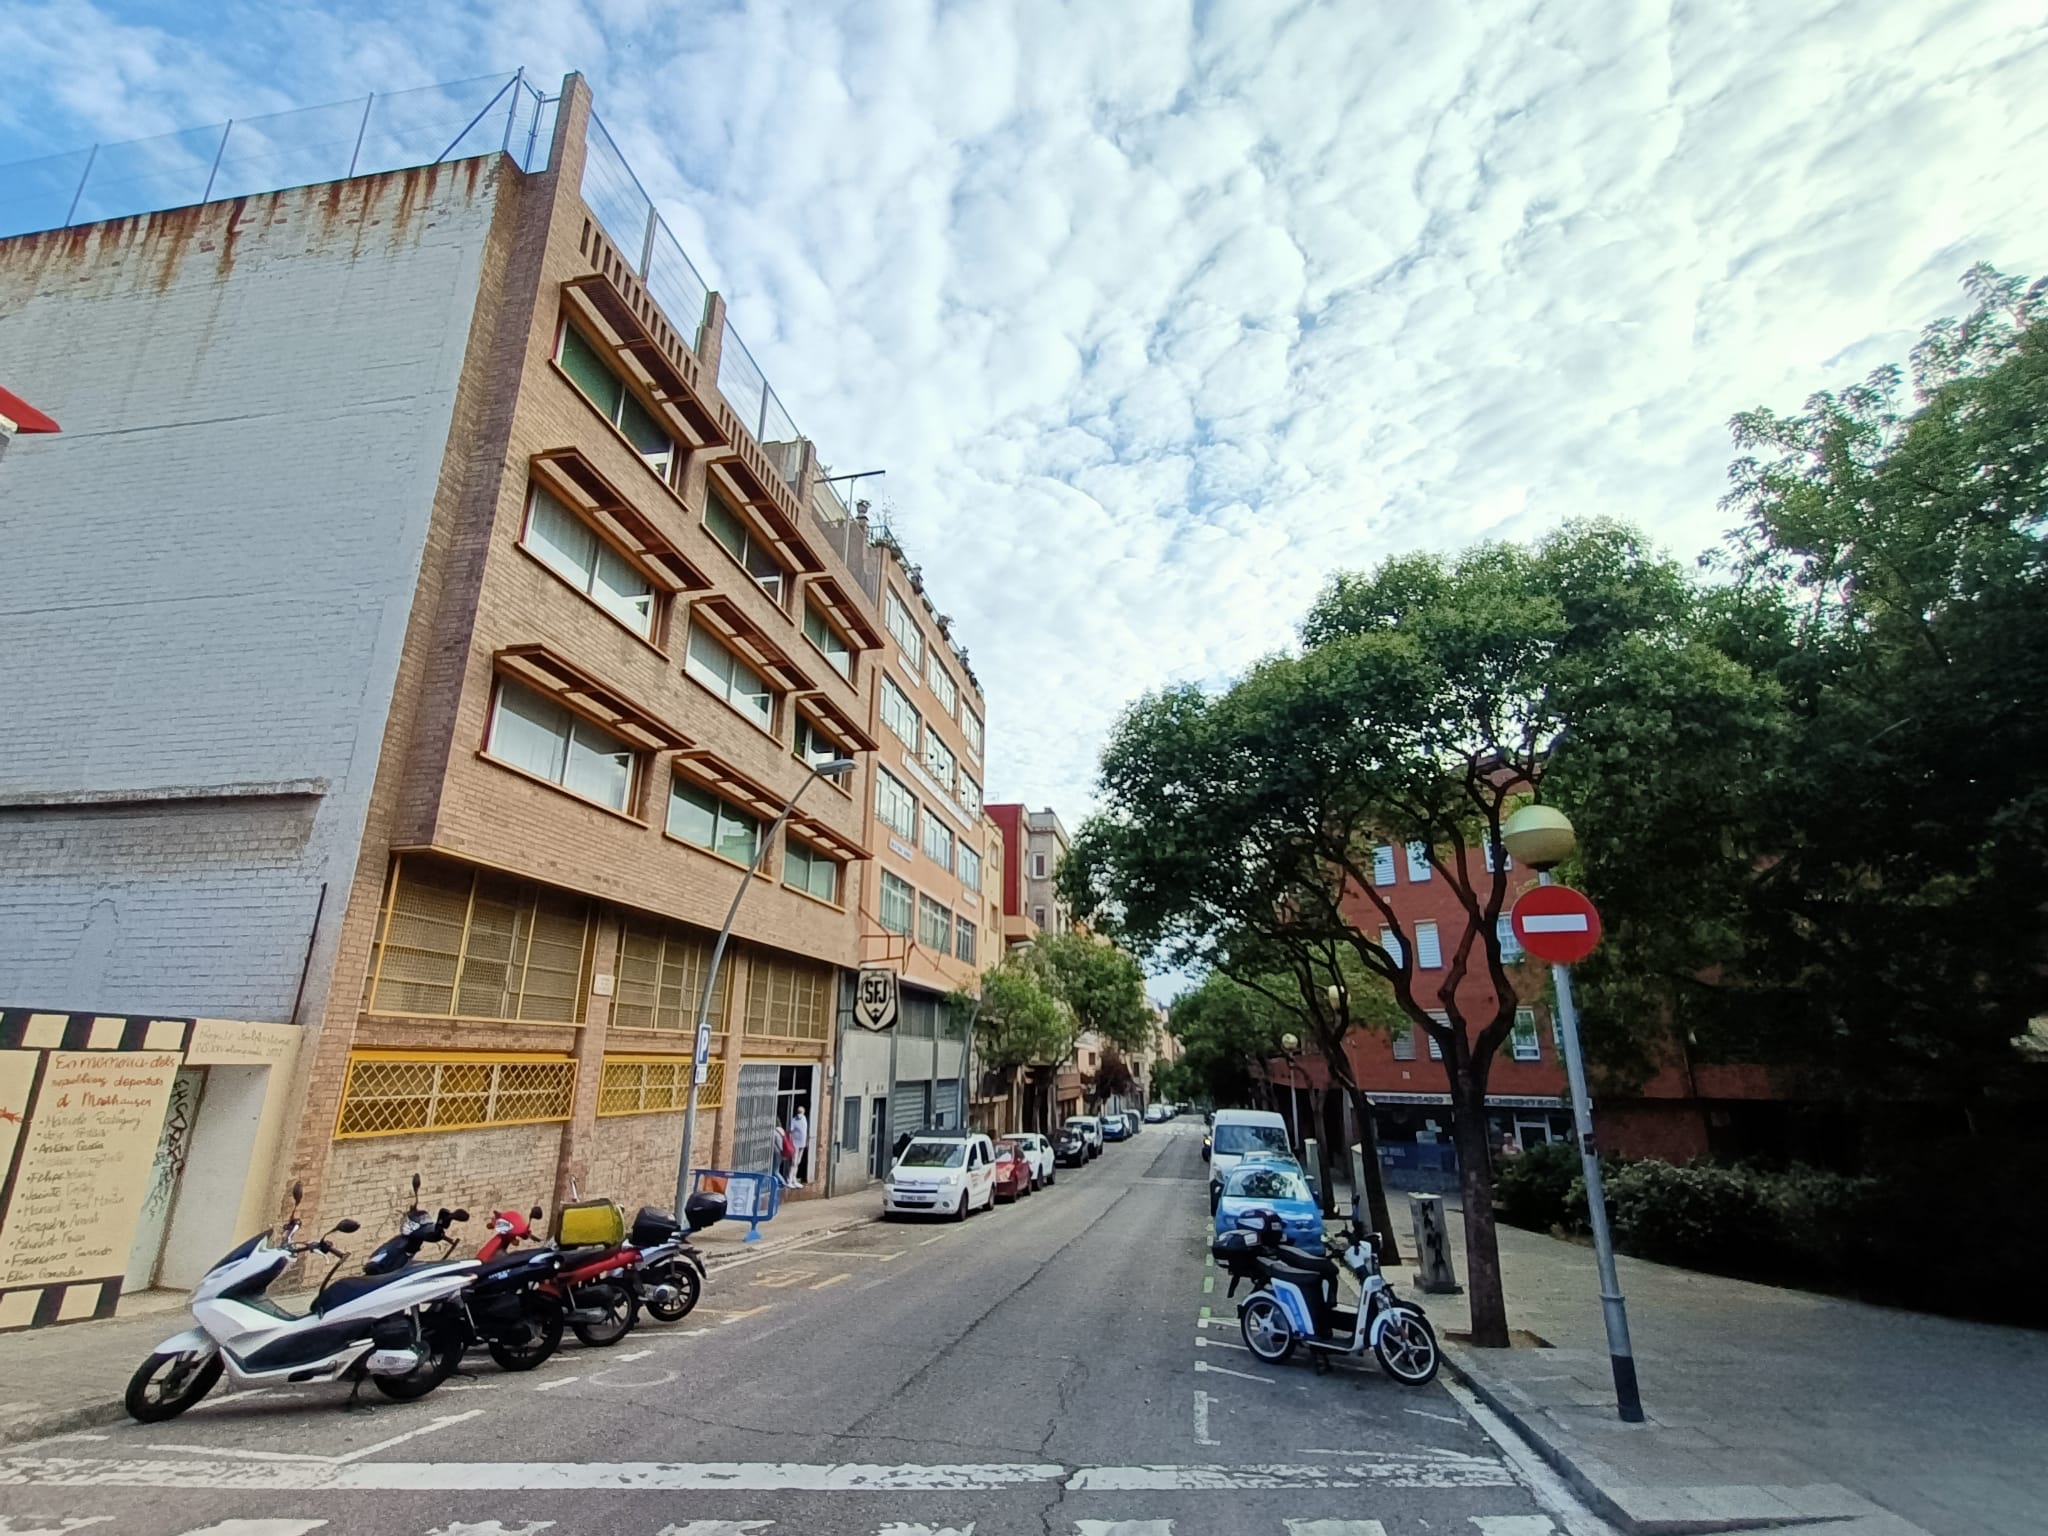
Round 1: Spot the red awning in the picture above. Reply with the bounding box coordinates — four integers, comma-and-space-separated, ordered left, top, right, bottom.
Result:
0, 387, 59, 434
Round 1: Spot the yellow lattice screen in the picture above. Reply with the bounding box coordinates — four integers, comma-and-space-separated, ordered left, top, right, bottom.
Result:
742, 953, 831, 1043
612, 918, 731, 1033
366, 855, 592, 1024
596, 1054, 725, 1117
335, 1051, 577, 1138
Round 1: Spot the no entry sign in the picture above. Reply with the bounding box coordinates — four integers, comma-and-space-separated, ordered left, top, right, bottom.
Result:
1511, 884, 1603, 965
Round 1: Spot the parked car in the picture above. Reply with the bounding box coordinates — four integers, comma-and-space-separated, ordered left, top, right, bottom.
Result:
1206, 1108, 1292, 1211
1142, 1104, 1170, 1123
1212, 1162, 1325, 1248
1064, 1115, 1104, 1158
1100, 1113, 1129, 1143
1001, 1133, 1055, 1188
991, 1142, 1035, 1202
883, 1132, 997, 1221
1052, 1126, 1090, 1168
1122, 1110, 1142, 1137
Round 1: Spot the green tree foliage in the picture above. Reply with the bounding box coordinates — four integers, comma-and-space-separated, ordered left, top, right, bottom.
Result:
1065, 522, 1757, 1345
1164, 972, 1288, 1110
970, 962, 1074, 1074
1032, 932, 1155, 1056
1149, 1058, 1196, 1104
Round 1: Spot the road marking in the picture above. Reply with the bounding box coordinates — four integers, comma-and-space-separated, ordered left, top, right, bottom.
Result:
1192, 1390, 1218, 1447
1469, 1520, 1558, 1535
1405, 1406, 1463, 1425
653, 1523, 772, 1535
805, 1248, 902, 1261
533, 1376, 580, 1391
751, 1269, 816, 1289
425, 1524, 556, 1536
807, 1272, 852, 1290
1194, 1358, 1273, 1385
0, 1519, 115, 1533
714, 1305, 773, 1325
0, 1455, 1515, 1492
441, 1380, 502, 1390
1201, 1274, 1213, 1294
181, 1522, 329, 1535
1286, 1522, 1390, 1535
917, 1233, 952, 1246
1194, 1335, 1252, 1354
1440, 1378, 1614, 1535
875, 1526, 977, 1536
611, 1349, 653, 1361
1076, 1523, 1175, 1535
1198, 1305, 1211, 1320
146, 1445, 333, 1464
331, 1409, 484, 1465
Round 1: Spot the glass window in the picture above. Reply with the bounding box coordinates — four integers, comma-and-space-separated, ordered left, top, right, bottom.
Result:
1380, 926, 1404, 966
880, 675, 920, 749
1229, 1167, 1309, 1201
686, 625, 774, 730
803, 604, 852, 678
899, 1140, 964, 1168
954, 914, 977, 964
1497, 914, 1524, 963
743, 954, 831, 1041
794, 715, 846, 773
923, 729, 955, 792
667, 780, 762, 867
917, 893, 952, 951
884, 588, 923, 664
783, 839, 839, 904
486, 679, 635, 811
556, 324, 674, 482
958, 772, 982, 819
704, 491, 787, 601
1392, 1021, 1416, 1060
522, 487, 656, 638
1415, 920, 1443, 969
926, 655, 958, 716
880, 871, 914, 934
1406, 840, 1432, 881
1211, 1123, 1290, 1157
962, 707, 983, 757
876, 768, 918, 840
1372, 844, 1397, 886
1512, 1007, 1542, 1061
958, 845, 982, 893
921, 808, 953, 868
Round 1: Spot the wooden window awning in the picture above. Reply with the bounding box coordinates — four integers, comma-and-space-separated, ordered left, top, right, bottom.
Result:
670, 751, 791, 823
693, 595, 819, 692
796, 693, 878, 754
495, 644, 691, 752
806, 575, 885, 650
529, 448, 711, 593
707, 459, 826, 576
562, 274, 728, 447
789, 812, 868, 864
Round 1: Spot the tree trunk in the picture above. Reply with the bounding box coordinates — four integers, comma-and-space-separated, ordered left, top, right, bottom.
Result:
1342, 1083, 1401, 1265
1452, 1077, 1510, 1347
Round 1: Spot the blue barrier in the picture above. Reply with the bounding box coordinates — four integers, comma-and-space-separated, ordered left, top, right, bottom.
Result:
691, 1168, 781, 1242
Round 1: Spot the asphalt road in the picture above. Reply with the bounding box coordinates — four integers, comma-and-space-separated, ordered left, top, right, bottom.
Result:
0, 1120, 1605, 1535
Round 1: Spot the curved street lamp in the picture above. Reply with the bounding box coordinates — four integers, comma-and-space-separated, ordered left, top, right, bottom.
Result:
673, 756, 858, 1216
1278, 1031, 1303, 1154
1500, 802, 1643, 1423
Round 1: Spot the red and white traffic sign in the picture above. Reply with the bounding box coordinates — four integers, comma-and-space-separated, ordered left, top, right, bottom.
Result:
1511, 884, 1603, 965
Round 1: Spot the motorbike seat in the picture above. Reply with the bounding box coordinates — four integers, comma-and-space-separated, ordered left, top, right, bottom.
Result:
313, 1261, 468, 1314
555, 1245, 624, 1270
475, 1250, 554, 1279
1274, 1245, 1338, 1278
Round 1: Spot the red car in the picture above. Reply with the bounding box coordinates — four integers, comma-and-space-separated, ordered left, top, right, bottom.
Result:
992, 1143, 1034, 1203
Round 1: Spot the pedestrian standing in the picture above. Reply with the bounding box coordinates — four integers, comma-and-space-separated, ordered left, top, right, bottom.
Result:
775, 1119, 796, 1187
790, 1105, 810, 1188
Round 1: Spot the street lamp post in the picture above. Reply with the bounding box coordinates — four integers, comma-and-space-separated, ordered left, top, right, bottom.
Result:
1500, 803, 1644, 1423
672, 756, 857, 1218
1279, 1031, 1303, 1154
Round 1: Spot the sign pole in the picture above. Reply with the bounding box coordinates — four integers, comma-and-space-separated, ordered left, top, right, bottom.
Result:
1538, 870, 1644, 1423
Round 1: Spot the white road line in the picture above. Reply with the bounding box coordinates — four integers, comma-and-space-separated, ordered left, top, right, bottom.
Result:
916, 1233, 951, 1246
1405, 1406, 1463, 1425
1469, 1520, 1559, 1535
611, 1349, 653, 1361
533, 1375, 580, 1391
1193, 1358, 1273, 1385
330, 1408, 484, 1465
0, 1456, 1516, 1492
653, 1523, 772, 1536
180, 1522, 329, 1535
144, 1445, 335, 1464
0, 1518, 115, 1534
1286, 1522, 1390, 1536
1192, 1390, 1218, 1447
1076, 1522, 1175, 1535
424, 1524, 556, 1536
1194, 1335, 1252, 1354
808, 1272, 852, 1290
875, 1525, 977, 1536
1440, 1378, 1617, 1536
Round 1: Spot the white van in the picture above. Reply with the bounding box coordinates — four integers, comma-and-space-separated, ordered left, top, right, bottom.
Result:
1204, 1108, 1292, 1211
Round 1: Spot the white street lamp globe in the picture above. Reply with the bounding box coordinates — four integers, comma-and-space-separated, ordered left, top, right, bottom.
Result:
1501, 804, 1577, 870
1280, 1032, 1300, 1052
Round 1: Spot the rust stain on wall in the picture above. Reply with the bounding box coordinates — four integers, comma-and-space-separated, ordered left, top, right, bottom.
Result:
150, 205, 205, 293
216, 197, 249, 278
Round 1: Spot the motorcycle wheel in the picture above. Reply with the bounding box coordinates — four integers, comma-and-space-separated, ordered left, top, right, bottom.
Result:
1372, 1306, 1441, 1386
125, 1349, 223, 1423
486, 1302, 564, 1371
1239, 1294, 1297, 1364
372, 1317, 465, 1401
569, 1281, 639, 1347
645, 1263, 702, 1323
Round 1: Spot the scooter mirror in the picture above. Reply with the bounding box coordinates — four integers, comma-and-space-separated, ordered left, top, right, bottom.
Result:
412, 1173, 422, 1195
529, 1205, 544, 1222
334, 1218, 361, 1234
290, 1179, 303, 1206
451, 1208, 471, 1222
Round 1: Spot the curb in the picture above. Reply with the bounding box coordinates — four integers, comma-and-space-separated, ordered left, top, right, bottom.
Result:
697, 1210, 880, 1272
0, 1398, 132, 1450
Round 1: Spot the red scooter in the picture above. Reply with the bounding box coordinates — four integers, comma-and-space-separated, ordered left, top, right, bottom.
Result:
479, 1205, 638, 1348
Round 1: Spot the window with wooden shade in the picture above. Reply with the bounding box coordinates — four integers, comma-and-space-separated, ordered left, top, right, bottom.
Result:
743, 953, 831, 1043
611, 916, 732, 1034
364, 856, 592, 1024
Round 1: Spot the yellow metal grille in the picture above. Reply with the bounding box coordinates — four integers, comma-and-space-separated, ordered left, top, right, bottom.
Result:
744, 953, 831, 1042
335, 1052, 577, 1138
366, 855, 592, 1024
597, 1054, 724, 1116
612, 918, 730, 1033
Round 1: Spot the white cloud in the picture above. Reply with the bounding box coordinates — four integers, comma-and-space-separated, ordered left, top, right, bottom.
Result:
5, 0, 2047, 836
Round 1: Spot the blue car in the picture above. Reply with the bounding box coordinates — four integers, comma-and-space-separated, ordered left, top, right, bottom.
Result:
1213, 1162, 1324, 1248
1100, 1113, 1129, 1142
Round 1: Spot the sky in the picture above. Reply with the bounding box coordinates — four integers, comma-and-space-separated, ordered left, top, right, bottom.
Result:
5, 0, 2047, 831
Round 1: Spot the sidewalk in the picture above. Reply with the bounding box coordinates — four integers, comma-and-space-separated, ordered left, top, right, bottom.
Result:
1404, 1202, 2048, 1536
0, 1186, 880, 1449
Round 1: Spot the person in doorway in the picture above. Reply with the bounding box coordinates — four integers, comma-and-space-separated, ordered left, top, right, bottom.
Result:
775, 1119, 796, 1187
789, 1105, 810, 1188
1497, 1130, 1523, 1162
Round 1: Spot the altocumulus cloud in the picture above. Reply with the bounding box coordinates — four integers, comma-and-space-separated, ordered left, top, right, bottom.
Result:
4, 0, 2046, 818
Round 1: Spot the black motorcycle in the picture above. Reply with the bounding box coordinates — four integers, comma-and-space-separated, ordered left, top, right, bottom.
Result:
624, 1195, 722, 1323
362, 1176, 568, 1372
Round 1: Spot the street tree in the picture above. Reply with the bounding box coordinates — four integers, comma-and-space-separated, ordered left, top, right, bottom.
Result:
964, 959, 1076, 1136
1165, 972, 1286, 1111
1033, 931, 1155, 1056
1065, 522, 1763, 1346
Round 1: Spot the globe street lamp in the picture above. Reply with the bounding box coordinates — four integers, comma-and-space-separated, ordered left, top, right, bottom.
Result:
1279, 1031, 1303, 1155
673, 757, 858, 1217
1500, 802, 1644, 1423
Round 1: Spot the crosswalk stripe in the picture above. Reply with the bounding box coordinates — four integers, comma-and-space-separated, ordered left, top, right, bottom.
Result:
0, 1519, 116, 1534
424, 1524, 555, 1535
180, 1523, 329, 1535
653, 1523, 773, 1535
1285, 1522, 1389, 1535
1468, 1520, 1556, 1534
1075, 1523, 1174, 1535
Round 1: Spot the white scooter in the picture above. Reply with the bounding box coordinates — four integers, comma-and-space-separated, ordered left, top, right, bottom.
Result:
125, 1181, 479, 1422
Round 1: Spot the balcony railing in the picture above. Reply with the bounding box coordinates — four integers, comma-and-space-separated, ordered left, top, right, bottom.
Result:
0, 70, 555, 242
